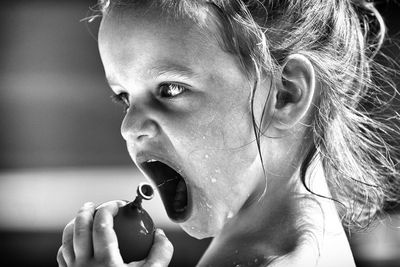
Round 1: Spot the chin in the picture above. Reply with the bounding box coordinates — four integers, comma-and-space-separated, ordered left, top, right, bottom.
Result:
179, 212, 224, 239
180, 224, 217, 239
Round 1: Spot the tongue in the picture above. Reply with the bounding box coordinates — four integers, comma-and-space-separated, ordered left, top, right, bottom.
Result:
173, 179, 187, 213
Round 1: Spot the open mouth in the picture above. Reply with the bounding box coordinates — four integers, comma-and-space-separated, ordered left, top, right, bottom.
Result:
140, 160, 190, 222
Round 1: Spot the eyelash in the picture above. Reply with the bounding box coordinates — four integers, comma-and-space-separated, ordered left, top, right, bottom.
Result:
111, 92, 130, 112
159, 83, 187, 98
110, 83, 188, 112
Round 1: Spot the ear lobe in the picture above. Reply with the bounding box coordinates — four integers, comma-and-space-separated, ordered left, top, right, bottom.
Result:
272, 54, 316, 130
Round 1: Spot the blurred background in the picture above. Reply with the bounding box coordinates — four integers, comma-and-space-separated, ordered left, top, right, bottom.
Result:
0, 0, 399, 266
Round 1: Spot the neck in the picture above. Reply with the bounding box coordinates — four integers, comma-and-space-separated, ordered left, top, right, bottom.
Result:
198, 158, 355, 267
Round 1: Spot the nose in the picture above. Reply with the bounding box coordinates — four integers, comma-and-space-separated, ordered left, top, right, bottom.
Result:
120, 106, 160, 143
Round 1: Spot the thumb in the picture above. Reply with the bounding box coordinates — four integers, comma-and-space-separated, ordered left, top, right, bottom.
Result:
140, 229, 174, 267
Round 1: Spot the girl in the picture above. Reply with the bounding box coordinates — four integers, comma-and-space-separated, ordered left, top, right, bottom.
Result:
57, 0, 400, 266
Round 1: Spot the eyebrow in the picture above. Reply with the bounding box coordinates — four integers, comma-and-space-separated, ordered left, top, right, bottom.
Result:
148, 62, 198, 80
105, 62, 198, 87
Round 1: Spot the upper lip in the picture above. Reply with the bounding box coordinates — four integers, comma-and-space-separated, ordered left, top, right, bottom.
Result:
135, 151, 185, 178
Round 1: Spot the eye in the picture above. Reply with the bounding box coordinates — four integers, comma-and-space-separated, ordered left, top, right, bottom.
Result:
111, 92, 130, 112
159, 83, 187, 98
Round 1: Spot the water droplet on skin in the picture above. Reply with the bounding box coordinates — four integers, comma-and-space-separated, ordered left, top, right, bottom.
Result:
234, 249, 239, 254
227, 211, 234, 219
215, 169, 221, 174
202, 136, 206, 139
204, 154, 209, 159
211, 178, 217, 183
254, 258, 259, 263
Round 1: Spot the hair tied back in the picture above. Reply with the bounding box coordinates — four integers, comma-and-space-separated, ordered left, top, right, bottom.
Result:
350, 0, 386, 59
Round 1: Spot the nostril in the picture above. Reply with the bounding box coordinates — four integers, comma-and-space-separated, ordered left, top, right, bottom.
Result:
137, 120, 159, 140
121, 118, 159, 142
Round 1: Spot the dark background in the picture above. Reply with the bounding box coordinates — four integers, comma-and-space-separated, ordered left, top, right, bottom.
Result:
0, 1, 399, 266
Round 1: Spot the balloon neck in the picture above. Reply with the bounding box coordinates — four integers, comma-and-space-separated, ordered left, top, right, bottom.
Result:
132, 183, 154, 208
132, 196, 143, 208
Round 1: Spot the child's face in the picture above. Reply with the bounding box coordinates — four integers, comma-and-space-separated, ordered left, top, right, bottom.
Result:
99, 7, 267, 238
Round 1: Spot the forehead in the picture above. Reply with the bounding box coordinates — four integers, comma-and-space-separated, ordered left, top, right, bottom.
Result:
98, 6, 221, 82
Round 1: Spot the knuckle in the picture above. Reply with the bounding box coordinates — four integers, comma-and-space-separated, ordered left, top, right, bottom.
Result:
62, 237, 72, 246
92, 208, 113, 234
74, 217, 91, 237
93, 220, 110, 234
74, 214, 84, 225
76, 210, 91, 222
74, 225, 87, 238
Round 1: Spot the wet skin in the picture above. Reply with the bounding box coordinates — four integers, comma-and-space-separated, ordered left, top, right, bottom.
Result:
98, 7, 267, 239
98, 5, 356, 267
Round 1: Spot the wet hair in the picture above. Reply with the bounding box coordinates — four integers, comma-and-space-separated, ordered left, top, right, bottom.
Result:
92, 0, 400, 232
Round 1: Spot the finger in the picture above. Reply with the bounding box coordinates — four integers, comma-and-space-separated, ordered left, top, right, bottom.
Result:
61, 220, 75, 264
73, 202, 95, 259
92, 201, 126, 264
57, 246, 67, 267
142, 229, 174, 267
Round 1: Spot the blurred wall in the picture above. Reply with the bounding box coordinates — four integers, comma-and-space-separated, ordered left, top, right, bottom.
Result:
0, 0, 131, 169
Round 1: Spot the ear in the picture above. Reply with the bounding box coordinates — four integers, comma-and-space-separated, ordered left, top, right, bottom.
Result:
271, 54, 316, 130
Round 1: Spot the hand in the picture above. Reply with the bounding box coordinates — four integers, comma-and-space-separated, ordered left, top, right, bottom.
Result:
57, 201, 174, 267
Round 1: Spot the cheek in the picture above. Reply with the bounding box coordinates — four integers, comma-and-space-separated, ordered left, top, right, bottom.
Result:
183, 118, 258, 197
178, 100, 253, 148
177, 115, 255, 170
170, 98, 256, 174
